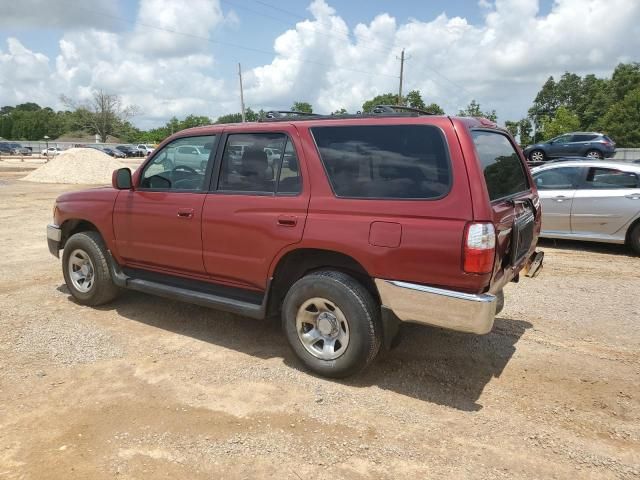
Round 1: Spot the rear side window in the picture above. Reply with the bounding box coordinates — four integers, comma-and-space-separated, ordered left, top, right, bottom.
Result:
572, 134, 597, 142
585, 167, 639, 189
471, 131, 529, 201
311, 125, 451, 199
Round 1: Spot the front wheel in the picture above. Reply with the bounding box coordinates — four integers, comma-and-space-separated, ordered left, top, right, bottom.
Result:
529, 149, 545, 162
62, 231, 121, 306
282, 271, 382, 378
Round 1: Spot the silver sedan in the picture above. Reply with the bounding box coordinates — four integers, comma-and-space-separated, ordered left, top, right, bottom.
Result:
531, 160, 640, 254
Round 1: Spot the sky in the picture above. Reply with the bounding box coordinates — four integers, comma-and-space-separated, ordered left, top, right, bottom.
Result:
1, 0, 639, 129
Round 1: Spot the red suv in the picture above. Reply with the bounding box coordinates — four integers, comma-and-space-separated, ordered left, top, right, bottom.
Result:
47, 108, 544, 378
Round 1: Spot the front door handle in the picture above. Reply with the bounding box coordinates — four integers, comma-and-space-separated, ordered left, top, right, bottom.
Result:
625, 194, 640, 200
553, 195, 568, 202
277, 215, 297, 227
177, 208, 194, 218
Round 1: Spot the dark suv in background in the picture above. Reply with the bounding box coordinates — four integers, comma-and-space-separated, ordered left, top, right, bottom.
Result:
524, 132, 615, 162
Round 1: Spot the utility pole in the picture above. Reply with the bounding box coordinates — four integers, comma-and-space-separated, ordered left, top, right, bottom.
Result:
238, 63, 246, 123
397, 49, 405, 105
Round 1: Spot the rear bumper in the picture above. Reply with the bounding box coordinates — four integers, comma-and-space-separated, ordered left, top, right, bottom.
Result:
47, 224, 61, 258
375, 251, 544, 335
374, 279, 497, 334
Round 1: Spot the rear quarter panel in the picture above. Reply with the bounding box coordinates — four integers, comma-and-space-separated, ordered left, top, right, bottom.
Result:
290, 117, 491, 293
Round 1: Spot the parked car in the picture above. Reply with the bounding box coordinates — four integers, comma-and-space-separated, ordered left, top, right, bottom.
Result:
116, 145, 142, 157
0, 143, 13, 154
136, 144, 155, 156
11, 144, 32, 155
524, 132, 615, 162
101, 147, 126, 158
531, 160, 640, 253
46, 111, 544, 378
41, 147, 61, 156
546, 156, 594, 163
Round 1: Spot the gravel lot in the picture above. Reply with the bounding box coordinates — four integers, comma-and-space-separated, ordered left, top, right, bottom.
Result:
0, 165, 638, 479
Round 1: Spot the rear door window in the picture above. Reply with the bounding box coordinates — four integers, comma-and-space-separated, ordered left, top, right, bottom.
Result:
585, 167, 639, 189
311, 124, 451, 199
471, 130, 529, 201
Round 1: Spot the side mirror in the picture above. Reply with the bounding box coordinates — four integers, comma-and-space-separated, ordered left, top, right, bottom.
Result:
112, 168, 132, 190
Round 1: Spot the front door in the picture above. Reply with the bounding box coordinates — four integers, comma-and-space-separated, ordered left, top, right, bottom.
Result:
547, 134, 573, 158
201, 129, 309, 290
113, 134, 218, 275
533, 166, 585, 232
571, 166, 640, 236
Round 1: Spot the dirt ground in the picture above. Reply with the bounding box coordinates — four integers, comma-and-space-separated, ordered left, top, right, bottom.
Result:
0, 164, 638, 479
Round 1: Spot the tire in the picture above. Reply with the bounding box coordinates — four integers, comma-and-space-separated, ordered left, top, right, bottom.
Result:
628, 223, 640, 255
585, 149, 603, 160
529, 149, 545, 162
282, 271, 382, 378
62, 231, 121, 306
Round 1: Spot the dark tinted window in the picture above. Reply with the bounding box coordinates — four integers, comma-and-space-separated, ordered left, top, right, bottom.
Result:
572, 134, 597, 142
471, 131, 529, 200
139, 135, 216, 191
311, 125, 450, 199
534, 167, 582, 190
218, 133, 286, 193
276, 139, 301, 194
585, 167, 639, 189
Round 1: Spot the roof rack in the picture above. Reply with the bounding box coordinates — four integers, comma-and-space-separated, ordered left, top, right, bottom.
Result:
372, 105, 436, 115
259, 105, 438, 122
264, 110, 322, 119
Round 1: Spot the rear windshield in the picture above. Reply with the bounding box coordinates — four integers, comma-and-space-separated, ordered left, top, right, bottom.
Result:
311, 125, 451, 199
471, 130, 529, 201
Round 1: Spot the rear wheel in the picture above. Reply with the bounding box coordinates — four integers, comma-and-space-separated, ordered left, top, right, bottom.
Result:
529, 149, 545, 162
62, 231, 121, 306
585, 149, 603, 160
282, 271, 381, 378
629, 223, 640, 255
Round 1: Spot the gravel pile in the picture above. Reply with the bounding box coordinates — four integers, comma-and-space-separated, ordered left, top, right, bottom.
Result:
22, 147, 126, 184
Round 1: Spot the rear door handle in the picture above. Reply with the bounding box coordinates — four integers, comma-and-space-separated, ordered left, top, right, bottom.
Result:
177, 208, 194, 218
553, 195, 568, 202
625, 194, 640, 200
277, 215, 297, 227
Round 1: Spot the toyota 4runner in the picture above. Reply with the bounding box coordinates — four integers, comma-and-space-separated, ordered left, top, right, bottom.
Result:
47, 107, 544, 378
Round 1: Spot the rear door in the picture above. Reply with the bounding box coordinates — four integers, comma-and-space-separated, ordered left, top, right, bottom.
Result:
571, 166, 640, 236
113, 134, 218, 275
471, 130, 538, 286
201, 127, 309, 290
532, 166, 585, 232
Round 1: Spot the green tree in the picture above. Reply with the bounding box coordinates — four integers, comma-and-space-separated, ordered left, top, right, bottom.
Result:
405, 90, 425, 109
424, 103, 445, 115
362, 93, 399, 112
331, 108, 348, 115
291, 101, 313, 113
609, 62, 640, 103
528, 76, 559, 130
518, 118, 533, 145
540, 106, 580, 140
504, 120, 519, 138
61, 90, 139, 143
600, 87, 640, 147
458, 99, 497, 122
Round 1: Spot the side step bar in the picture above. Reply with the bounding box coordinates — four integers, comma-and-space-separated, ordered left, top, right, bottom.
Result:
107, 253, 268, 320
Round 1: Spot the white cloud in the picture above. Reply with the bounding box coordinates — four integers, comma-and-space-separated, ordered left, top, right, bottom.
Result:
129, 0, 225, 57
1, 0, 639, 128
244, 0, 640, 120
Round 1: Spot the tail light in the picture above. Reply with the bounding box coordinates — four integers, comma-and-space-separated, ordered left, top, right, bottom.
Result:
464, 223, 496, 274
